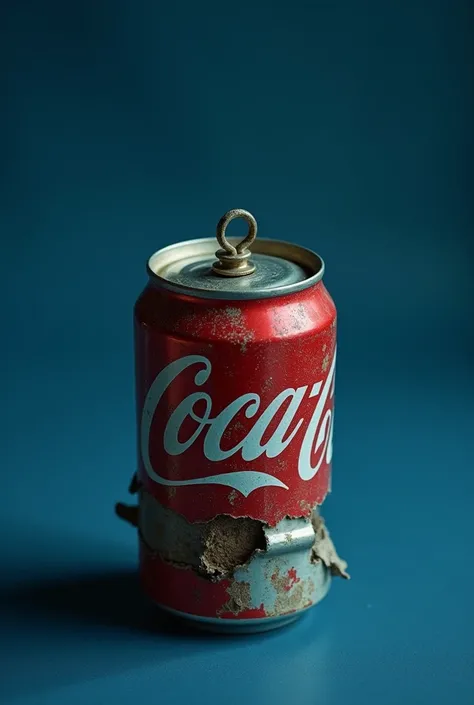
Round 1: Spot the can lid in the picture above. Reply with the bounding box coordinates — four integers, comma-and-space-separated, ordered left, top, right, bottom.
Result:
147, 209, 324, 300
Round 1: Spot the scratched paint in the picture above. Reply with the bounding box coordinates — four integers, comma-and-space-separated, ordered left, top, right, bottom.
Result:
136, 500, 332, 624
229, 532, 330, 618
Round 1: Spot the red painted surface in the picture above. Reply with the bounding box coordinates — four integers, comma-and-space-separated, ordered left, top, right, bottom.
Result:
218, 605, 268, 620
282, 568, 301, 592
139, 539, 268, 619
135, 283, 336, 525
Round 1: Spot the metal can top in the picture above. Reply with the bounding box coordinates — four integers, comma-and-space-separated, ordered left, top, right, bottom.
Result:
147, 209, 325, 300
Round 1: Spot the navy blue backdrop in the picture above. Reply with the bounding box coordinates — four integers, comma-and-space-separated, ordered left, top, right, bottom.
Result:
1, 2, 473, 704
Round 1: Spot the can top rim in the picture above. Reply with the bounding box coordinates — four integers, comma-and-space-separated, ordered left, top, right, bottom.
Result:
147, 237, 324, 301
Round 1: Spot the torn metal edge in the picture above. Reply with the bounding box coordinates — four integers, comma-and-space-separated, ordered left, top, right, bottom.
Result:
116, 474, 349, 582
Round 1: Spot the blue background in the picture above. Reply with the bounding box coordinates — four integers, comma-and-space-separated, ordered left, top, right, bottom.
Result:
1, 1, 473, 703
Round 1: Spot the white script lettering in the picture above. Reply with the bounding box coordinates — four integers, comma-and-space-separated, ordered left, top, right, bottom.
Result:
141, 351, 336, 497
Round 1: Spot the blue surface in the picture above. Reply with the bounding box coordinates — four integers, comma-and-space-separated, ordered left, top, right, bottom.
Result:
1, 1, 473, 704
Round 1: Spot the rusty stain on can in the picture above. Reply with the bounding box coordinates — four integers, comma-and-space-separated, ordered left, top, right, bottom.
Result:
261, 375, 274, 393
201, 515, 266, 577
321, 353, 330, 372
171, 305, 256, 352
217, 580, 253, 616
269, 566, 313, 616
298, 499, 313, 514
166, 486, 177, 499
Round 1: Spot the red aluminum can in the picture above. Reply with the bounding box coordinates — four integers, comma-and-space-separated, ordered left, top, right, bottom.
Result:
122, 209, 347, 633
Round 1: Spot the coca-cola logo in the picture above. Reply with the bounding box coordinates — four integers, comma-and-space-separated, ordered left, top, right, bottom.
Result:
141, 350, 335, 497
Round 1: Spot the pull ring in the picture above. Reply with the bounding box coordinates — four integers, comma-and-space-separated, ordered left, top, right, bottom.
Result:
212, 209, 257, 277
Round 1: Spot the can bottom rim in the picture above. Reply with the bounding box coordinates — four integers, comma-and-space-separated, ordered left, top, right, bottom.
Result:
152, 602, 315, 634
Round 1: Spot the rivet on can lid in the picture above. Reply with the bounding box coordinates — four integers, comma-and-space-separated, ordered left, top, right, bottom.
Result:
212, 209, 257, 277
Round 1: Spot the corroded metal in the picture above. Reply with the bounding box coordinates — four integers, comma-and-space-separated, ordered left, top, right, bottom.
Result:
137, 492, 334, 632
212, 209, 257, 277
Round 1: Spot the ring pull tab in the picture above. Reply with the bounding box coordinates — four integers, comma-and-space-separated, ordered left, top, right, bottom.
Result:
212, 209, 257, 277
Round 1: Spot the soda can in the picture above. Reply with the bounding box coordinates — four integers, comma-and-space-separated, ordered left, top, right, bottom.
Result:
117, 209, 348, 633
